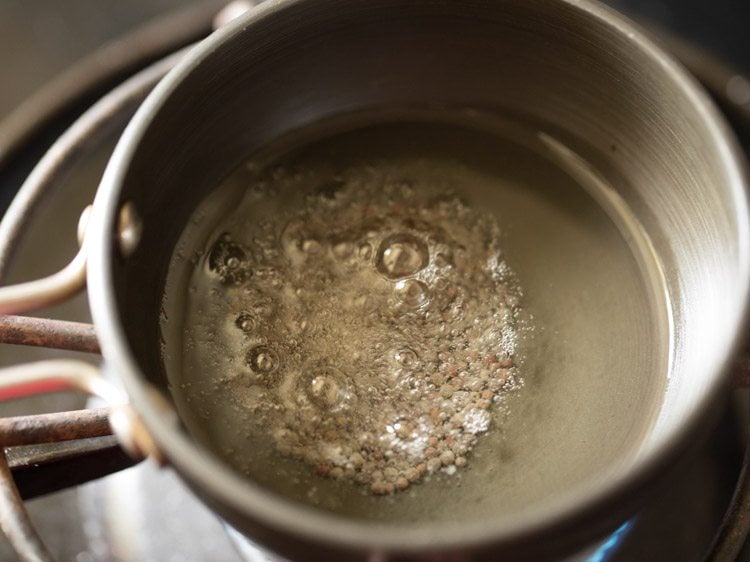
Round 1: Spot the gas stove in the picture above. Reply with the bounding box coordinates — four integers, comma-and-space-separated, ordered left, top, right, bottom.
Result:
0, 1, 749, 560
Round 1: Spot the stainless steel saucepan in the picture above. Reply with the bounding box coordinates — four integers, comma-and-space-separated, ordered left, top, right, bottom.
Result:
0, 1, 747, 560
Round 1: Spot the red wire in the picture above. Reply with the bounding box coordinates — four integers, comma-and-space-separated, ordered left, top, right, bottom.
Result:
0, 380, 69, 401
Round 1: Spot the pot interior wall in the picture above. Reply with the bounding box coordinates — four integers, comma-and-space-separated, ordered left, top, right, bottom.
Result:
107, 0, 747, 531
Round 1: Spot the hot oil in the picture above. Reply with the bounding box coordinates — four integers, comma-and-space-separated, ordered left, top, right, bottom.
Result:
161, 112, 669, 525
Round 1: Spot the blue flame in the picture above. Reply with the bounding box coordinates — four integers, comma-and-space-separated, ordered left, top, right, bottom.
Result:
585, 520, 634, 562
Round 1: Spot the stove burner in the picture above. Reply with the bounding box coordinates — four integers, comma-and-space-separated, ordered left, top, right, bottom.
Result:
587, 522, 634, 562
0, 2, 749, 560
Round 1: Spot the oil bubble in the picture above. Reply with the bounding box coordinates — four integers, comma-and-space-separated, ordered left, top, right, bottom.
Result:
314, 180, 345, 200
358, 242, 373, 260
207, 233, 248, 284
235, 313, 256, 333
394, 279, 429, 310
251, 300, 274, 319
302, 239, 322, 254
246, 345, 279, 375
332, 240, 355, 260
394, 347, 419, 368
281, 220, 310, 265
304, 366, 353, 411
376, 233, 428, 279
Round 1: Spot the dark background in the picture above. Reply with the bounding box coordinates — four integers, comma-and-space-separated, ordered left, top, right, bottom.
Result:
0, 0, 748, 123
611, 0, 749, 73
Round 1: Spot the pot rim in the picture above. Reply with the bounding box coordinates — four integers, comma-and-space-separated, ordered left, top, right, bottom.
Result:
88, 0, 750, 554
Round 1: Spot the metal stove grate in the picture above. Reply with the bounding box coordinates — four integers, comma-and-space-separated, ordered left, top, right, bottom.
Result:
0, 3, 749, 561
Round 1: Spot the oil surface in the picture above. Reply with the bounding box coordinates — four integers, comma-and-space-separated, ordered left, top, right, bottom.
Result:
161, 114, 669, 524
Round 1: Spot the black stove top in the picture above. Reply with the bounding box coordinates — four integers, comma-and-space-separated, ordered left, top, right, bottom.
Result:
611, 0, 750, 74
0, 2, 748, 561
